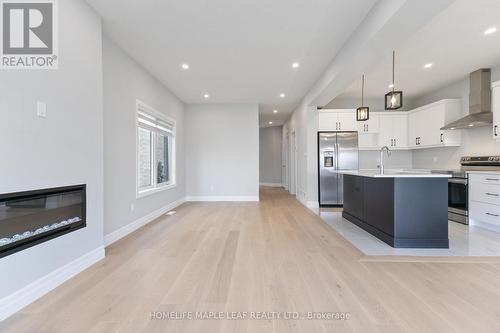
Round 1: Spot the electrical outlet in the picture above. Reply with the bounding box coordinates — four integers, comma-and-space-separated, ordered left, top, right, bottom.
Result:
37, 101, 46, 118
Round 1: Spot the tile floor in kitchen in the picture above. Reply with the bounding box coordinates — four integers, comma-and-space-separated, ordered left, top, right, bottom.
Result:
314, 208, 500, 256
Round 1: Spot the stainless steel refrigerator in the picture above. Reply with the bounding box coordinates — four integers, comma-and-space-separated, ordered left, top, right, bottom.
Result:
318, 132, 359, 206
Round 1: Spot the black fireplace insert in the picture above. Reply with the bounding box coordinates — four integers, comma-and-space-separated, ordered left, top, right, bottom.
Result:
0, 185, 86, 258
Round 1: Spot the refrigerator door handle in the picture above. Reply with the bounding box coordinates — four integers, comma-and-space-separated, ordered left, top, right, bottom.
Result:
335, 143, 339, 169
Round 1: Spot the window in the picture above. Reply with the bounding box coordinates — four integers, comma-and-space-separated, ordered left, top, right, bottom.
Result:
136, 101, 176, 197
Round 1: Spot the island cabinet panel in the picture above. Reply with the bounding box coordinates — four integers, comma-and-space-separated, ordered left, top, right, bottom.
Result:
393, 178, 449, 247
342, 174, 449, 248
343, 175, 365, 220
364, 177, 395, 237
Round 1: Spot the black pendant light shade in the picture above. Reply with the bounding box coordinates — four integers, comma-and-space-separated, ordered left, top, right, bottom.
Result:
385, 50, 403, 110
385, 90, 403, 110
356, 74, 369, 121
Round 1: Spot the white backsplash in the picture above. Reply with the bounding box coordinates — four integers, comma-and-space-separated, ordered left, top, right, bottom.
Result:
359, 150, 413, 170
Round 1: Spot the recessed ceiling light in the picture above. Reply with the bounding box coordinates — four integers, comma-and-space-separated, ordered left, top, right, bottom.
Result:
269, 121, 273, 125
388, 83, 394, 88
181, 63, 189, 70
203, 93, 210, 99
484, 27, 497, 35
273, 109, 278, 113
423, 63, 433, 69
292, 62, 300, 69
279, 93, 285, 98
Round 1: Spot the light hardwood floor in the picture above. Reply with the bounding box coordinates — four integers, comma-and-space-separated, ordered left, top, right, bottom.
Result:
2, 187, 500, 332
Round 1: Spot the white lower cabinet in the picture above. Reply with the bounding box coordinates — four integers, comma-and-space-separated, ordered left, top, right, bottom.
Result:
469, 173, 500, 232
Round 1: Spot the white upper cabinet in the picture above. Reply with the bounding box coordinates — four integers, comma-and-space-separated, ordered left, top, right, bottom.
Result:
407, 99, 462, 149
493, 81, 500, 140
357, 113, 379, 133
318, 109, 357, 131
378, 113, 408, 149
317, 100, 461, 151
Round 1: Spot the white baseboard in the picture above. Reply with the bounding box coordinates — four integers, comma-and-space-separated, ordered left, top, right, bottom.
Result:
104, 197, 186, 247
306, 201, 319, 209
259, 182, 283, 187
0, 246, 105, 322
186, 196, 259, 202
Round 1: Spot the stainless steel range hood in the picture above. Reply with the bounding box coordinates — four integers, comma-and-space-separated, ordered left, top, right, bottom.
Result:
441, 69, 492, 130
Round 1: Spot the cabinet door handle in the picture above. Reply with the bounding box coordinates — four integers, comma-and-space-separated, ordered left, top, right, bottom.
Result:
366, 124, 369, 132
394, 139, 397, 146
495, 125, 498, 136
485, 192, 499, 197
440, 133, 444, 143
339, 122, 341, 130
486, 212, 499, 217
486, 178, 500, 181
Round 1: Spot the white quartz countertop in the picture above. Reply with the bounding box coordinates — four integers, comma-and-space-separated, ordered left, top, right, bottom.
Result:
332, 169, 451, 178
466, 170, 500, 175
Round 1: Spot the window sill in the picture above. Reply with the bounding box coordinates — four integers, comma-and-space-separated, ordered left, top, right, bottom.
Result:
137, 183, 176, 199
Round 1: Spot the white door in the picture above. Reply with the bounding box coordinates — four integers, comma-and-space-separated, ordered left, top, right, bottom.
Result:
493, 83, 500, 139
408, 111, 420, 148
318, 112, 338, 131
290, 131, 297, 195
378, 114, 393, 147
337, 112, 357, 131
283, 133, 289, 190
392, 114, 408, 148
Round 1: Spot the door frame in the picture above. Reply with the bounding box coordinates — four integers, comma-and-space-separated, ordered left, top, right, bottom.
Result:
289, 130, 297, 195
283, 131, 289, 190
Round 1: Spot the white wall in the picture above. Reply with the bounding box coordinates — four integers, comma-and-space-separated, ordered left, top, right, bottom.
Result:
412, 65, 500, 169
102, 37, 186, 238
0, 0, 103, 309
185, 104, 259, 200
259, 126, 283, 185
282, 101, 317, 206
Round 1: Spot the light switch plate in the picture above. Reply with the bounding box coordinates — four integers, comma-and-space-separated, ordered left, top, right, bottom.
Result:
37, 101, 47, 118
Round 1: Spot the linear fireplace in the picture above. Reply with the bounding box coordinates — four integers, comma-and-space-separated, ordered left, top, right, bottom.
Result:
0, 185, 86, 258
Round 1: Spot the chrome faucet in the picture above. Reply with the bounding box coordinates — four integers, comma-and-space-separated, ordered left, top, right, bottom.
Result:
380, 146, 391, 174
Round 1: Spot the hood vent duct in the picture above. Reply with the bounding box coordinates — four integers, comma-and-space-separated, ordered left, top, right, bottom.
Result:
441, 68, 492, 130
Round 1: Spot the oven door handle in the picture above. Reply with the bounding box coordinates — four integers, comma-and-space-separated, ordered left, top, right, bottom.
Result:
448, 178, 468, 185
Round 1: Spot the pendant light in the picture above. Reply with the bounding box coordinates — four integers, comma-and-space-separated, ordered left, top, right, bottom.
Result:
385, 50, 403, 110
356, 74, 369, 121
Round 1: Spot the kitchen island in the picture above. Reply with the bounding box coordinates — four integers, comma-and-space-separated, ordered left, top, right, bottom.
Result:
338, 170, 451, 248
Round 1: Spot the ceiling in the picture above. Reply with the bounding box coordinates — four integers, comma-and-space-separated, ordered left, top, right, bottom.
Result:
86, 0, 377, 127
335, 0, 500, 103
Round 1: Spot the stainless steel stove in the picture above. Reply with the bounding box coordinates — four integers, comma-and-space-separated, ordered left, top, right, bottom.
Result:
432, 156, 500, 225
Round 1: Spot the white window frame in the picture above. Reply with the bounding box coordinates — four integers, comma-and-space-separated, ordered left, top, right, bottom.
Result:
136, 100, 176, 198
